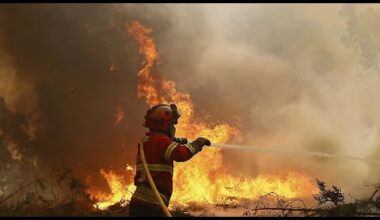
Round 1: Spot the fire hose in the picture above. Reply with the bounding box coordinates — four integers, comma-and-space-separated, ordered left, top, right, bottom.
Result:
138, 142, 172, 217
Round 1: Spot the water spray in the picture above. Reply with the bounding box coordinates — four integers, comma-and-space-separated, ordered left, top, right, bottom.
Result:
208, 143, 380, 166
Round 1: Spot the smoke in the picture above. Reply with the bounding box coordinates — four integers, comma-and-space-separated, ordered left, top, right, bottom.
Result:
186, 4, 380, 196
154, 4, 380, 196
0, 4, 177, 187
0, 3, 379, 197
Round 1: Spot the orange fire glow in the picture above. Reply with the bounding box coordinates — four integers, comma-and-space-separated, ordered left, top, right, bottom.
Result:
88, 21, 318, 211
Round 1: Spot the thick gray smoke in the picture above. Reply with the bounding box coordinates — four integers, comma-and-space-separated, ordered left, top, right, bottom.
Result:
0, 4, 379, 197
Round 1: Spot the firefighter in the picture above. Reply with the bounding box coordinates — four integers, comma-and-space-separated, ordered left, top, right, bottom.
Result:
128, 104, 211, 217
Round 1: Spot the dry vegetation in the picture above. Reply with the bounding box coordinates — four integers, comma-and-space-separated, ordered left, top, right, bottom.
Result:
240, 179, 380, 217
0, 168, 379, 217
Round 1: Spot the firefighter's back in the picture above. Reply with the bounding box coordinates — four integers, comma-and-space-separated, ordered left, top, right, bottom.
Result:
128, 104, 211, 217
129, 132, 174, 216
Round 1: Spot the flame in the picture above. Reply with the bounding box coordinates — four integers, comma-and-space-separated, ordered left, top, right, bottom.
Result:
88, 21, 317, 210
126, 20, 241, 143
170, 166, 318, 208
88, 168, 136, 210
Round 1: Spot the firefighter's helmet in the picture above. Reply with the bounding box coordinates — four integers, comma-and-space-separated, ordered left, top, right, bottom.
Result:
143, 104, 181, 131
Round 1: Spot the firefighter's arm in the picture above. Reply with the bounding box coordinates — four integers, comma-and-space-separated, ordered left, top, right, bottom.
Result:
164, 137, 211, 162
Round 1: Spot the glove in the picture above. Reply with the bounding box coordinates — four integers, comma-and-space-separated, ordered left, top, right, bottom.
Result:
189, 137, 211, 153
196, 137, 211, 146
173, 137, 188, 144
